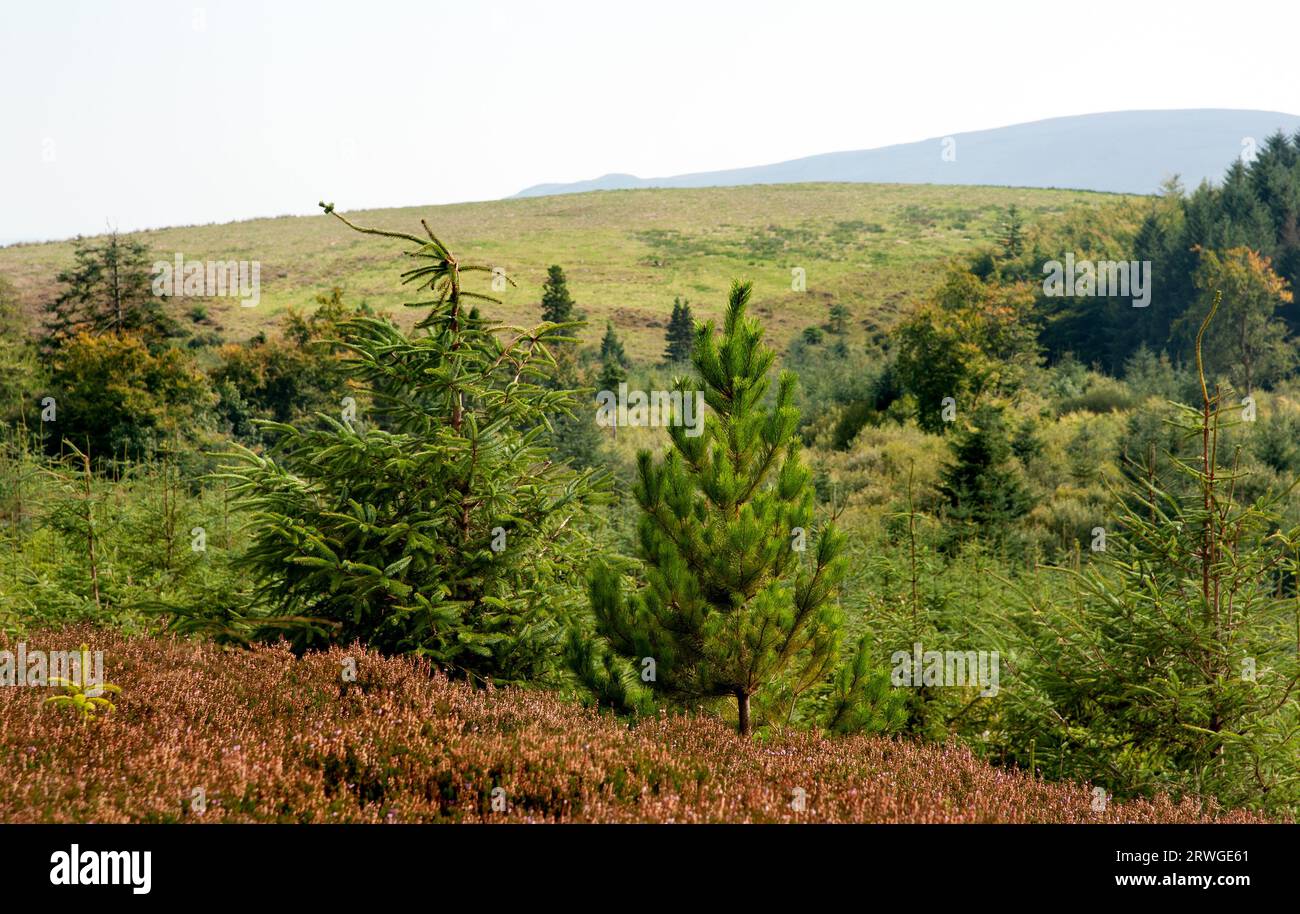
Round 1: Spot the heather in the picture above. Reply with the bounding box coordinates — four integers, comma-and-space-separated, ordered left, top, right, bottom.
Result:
0, 627, 1266, 824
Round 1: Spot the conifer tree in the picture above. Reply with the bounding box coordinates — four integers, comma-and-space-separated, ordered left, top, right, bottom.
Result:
599, 321, 628, 367
588, 281, 846, 735
937, 404, 1031, 542
594, 357, 627, 439
536, 267, 602, 468
826, 302, 849, 336
998, 295, 1300, 813
662, 296, 695, 364
44, 231, 177, 350
540, 264, 576, 324
595, 356, 627, 396
548, 345, 605, 469
998, 204, 1025, 259
204, 205, 603, 685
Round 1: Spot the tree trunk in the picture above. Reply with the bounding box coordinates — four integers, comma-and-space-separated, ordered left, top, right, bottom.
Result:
736, 689, 750, 736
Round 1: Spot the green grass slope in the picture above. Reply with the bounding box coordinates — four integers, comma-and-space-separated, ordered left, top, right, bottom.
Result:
0, 183, 1130, 359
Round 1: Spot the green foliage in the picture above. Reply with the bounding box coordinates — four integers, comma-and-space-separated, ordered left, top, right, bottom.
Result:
540, 264, 576, 325
893, 265, 1039, 433
1173, 247, 1294, 392
44, 644, 121, 723
44, 332, 216, 460
1122, 344, 1194, 403
0, 429, 244, 631
210, 287, 363, 438
996, 298, 1300, 814
8, 171, 1300, 817
587, 281, 848, 735
201, 211, 605, 686
937, 405, 1033, 543
999, 205, 1026, 260
563, 624, 655, 715
0, 276, 42, 425
662, 296, 695, 364
43, 232, 178, 350
1034, 133, 1300, 377
826, 302, 850, 336
822, 635, 909, 734
596, 356, 627, 395
599, 321, 628, 367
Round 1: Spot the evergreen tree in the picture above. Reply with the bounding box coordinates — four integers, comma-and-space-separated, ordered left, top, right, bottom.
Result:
599, 321, 628, 366
548, 347, 605, 469
998, 296, 1300, 813
827, 302, 849, 336
662, 296, 695, 364
937, 404, 1032, 542
540, 264, 576, 324
199, 207, 604, 685
588, 281, 847, 735
535, 266, 603, 469
999, 205, 1025, 259
594, 357, 627, 439
595, 356, 627, 395
44, 232, 177, 350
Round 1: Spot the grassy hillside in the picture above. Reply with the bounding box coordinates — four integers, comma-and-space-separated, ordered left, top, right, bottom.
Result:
0, 183, 1129, 361
0, 627, 1266, 824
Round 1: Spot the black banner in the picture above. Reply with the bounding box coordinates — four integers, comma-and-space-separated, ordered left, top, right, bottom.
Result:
0, 823, 1286, 900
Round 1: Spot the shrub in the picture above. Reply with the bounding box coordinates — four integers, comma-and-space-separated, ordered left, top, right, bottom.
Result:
190, 211, 605, 686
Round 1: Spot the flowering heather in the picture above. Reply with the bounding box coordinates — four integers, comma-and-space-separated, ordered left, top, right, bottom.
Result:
0, 627, 1270, 824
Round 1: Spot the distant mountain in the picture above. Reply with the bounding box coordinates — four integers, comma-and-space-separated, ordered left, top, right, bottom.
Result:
514, 109, 1300, 198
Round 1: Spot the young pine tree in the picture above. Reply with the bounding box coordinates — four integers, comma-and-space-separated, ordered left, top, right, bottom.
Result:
826, 302, 849, 337
599, 321, 629, 367
588, 281, 847, 735
662, 296, 695, 364
937, 404, 1032, 543
998, 204, 1025, 259
540, 265, 576, 324
206, 206, 604, 685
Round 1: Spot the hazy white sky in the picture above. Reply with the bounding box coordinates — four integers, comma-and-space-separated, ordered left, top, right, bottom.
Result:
4, 0, 1298, 244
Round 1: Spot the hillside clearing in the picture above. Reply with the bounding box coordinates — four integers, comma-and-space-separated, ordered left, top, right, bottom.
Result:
0, 183, 1132, 361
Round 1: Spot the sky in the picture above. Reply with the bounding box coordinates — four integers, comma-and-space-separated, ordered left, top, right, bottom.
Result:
3, 0, 1298, 244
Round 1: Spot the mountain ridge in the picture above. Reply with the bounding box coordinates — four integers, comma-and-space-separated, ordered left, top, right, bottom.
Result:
514, 109, 1300, 199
